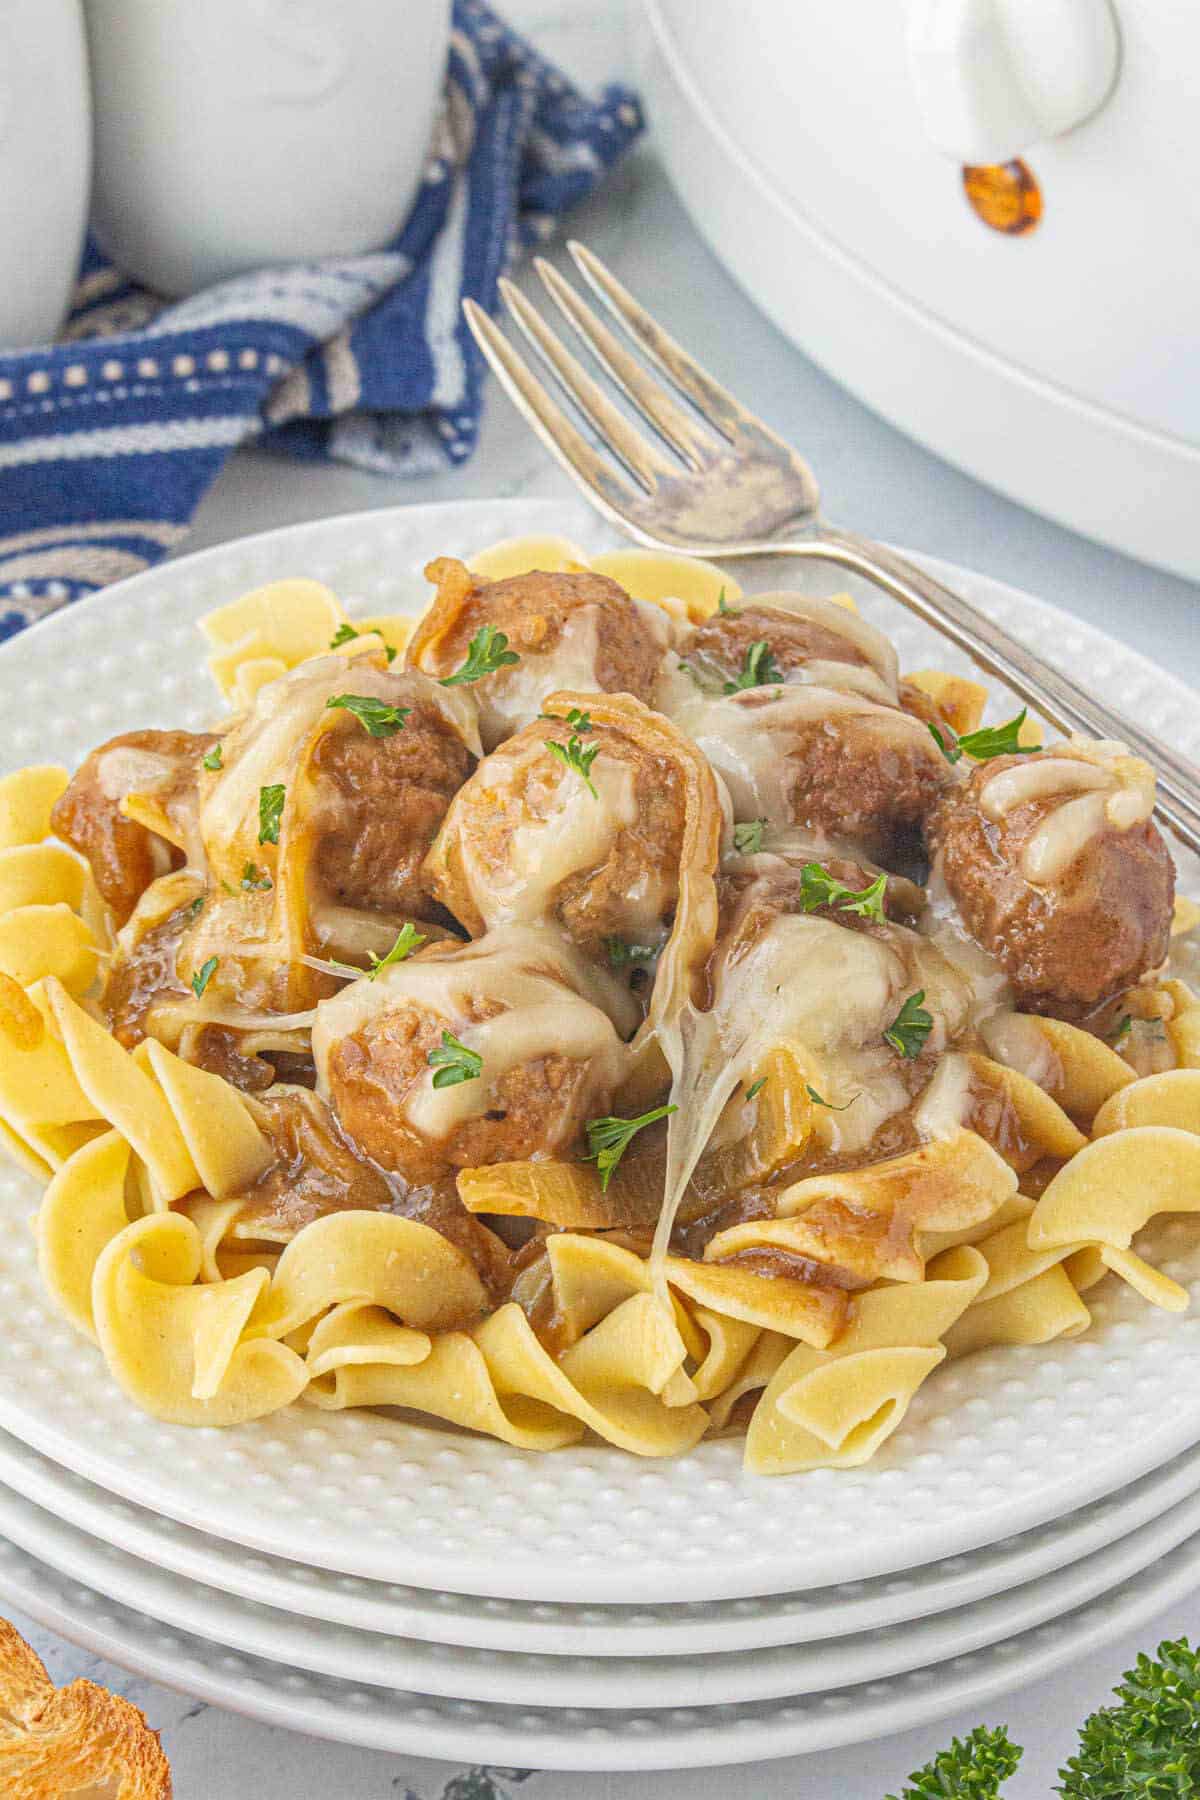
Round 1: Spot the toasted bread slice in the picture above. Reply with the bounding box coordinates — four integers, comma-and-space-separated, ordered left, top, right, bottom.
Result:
0, 1616, 172, 1798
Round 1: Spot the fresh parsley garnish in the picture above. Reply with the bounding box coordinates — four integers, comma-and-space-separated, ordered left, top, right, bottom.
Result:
368, 923, 426, 977
331, 620, 397, 663
440, 623, 520, 687
546, 730, 600, 799
929, 709, 1040, 766
716, 588, 739, 618
202, 744, 223, 772
584, 1103, 678, 1191
428, 1030, 482, 1089
240, 862, 272, 892
724, 639, 782, 694
325, 693, 412, 738
799, 861, 888, 922
805, 1083, 856, 1111
1110, 1014, 1133, 1047
185, 895, 205, 921
190, 956, 218, 998
745, 1077, 767, 1102
604, 937, 658, 968
886, 1724, 1021, 1800
258, 783, 285, 846
884, 990, 934, 1059
733, 819, 766, 855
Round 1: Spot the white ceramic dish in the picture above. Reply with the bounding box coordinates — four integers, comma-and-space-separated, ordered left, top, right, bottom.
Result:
2, 497, 1199, 1604
2, 1528, 1199, 1770
4, 1422, 1200, 1659
3, 1466, 1200, 1709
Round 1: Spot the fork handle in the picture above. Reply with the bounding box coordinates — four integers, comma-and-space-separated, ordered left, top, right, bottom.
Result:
769, 526, 1200, 859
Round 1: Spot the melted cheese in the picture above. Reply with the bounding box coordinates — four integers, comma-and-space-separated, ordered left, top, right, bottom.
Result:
748, 592, 901, 692
981, 739, 1156, 885
311, 921, 638, 1143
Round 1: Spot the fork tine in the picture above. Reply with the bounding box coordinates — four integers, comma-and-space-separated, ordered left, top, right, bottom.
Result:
533, 258, 713, 472
462, 299, 644, 522
568, 241, 759, 446
497, 278, 677, 494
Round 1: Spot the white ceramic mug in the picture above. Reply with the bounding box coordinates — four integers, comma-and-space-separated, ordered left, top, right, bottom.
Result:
0, 0, 91, 347
84, 0, 452, 297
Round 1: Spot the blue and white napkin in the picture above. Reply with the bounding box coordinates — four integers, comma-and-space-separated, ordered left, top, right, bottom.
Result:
0, 0, 642, 636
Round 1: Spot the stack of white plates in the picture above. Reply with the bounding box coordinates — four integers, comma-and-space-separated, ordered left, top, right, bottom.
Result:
1, 499, 1198, 1771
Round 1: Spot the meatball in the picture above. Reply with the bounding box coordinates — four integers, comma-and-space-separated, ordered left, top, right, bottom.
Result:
408, 557, 671, 749
927, 741, 1174, 1018
425, 697, 688, 958
312, 697, 475, 920
312, 922, 639, 1186
666, 593, 950, 860
52, 728, 212, 925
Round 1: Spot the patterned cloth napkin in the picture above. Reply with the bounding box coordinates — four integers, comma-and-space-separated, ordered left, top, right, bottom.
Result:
0, 0, 641, 637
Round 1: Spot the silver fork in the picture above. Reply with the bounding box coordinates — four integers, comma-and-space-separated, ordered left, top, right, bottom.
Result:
463, 242, 1200, 858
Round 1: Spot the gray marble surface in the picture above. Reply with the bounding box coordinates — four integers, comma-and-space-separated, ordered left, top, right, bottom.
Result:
11, 3, 1200, 1794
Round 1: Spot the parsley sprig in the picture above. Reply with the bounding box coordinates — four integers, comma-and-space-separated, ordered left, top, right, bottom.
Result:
190, 956, 218, 998
547, 728, 600, 798
326, 923, 427, 983
887, 1725, 1021, 1799
325, 693, 412, 738
724, 639, 782, 694
258, 783, 285, 846
440, 624, 520, 687
428, 1030, 482, 1089
585, 1103, 678, 1190
330, 620, 398, 664
929, 709, 1040, 765
1060, 1637, 1200, 1797
799, 861, 888, 923
733, 819, 766, 855
716, 588, 739, 617
202, 744, 223, 772
884, 990, 934, 1059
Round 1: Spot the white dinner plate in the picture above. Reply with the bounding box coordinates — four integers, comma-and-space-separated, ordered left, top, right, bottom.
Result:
3, 1422, 1200, 1658
2, 1464, 1200, 1708
1, 1528, 1199, 1770
1, 496, 1199, 1604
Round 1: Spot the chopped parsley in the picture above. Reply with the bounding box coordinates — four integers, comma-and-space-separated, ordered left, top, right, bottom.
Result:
724, 639, 782, 694
604, 937, 659, 968
1110, 1014, 1133, 1047
202, 744, 223, 772
929, 709, 1040, 765
190, 956, 218, 998
798, 861, 888, 923
428, 1030, 482, 1089
805, 1083, 856, 1111
257, 783, 285, 846
546, 729, 600, 799
331, 620, 397, 663
884, 990, 934, 1059
325, 693, 412, 738
367, 923, 426, 977
440, 623, 520, 687
745, 1077, 767, 1102
733, 818, 766, 856
185, 894, 205, 921
240, 862, 272, 892
716, 588, 739, 618
585, 1103, 678, 1191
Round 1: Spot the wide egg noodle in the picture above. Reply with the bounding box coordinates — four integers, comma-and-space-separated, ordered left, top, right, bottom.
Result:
744, 1245, 988, 1474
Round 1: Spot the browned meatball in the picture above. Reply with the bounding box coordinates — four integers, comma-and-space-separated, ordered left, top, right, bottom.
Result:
426, 705, 685, 958
52, 728, 212, 925
689, 604, 873, 685
408, 558, 670, 748
928, 748, 1174, 1018
312, 923, 638, 1187
312, 701, 475, 920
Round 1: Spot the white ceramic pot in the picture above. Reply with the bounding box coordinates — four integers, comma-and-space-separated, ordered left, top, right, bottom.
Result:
84, 0, 451, 297
0, 0, 91, 348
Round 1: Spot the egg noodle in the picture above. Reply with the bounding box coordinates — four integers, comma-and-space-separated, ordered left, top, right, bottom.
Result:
2, 534, 1199, 1474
